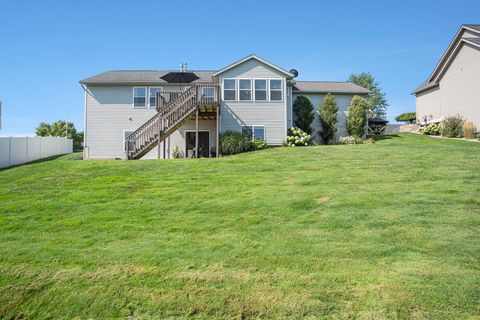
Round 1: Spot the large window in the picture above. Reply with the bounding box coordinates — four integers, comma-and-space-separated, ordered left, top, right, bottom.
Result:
223, 79, 236, 101
133, 87, 147, 108
269, 79, 283, 101
254, 79, 267, 101
149, 87, 161, 108
239, 79, 252, 101
242, 125, 265, 141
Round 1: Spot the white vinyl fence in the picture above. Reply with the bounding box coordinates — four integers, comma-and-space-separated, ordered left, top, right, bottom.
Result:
0, 137, 73, 169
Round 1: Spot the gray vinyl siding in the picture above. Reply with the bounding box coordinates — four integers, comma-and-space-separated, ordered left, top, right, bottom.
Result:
416, 43, 480, 127
84, 85, 217, 159
292, 93, 362, 142
416, 87, 441, 122
84, 85, 158, 159
438, 43, 480, 127
218, 59, 287, 145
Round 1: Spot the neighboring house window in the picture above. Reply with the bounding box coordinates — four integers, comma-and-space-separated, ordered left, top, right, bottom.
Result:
149, 87, 162, 108
223, 79, 236, 101
133, 87, 147, 108
123, 130, 134, 151
254, 79, 267, 101
242, 125, 265, 141
269, 79, 283, 101
239, 79, 252, 101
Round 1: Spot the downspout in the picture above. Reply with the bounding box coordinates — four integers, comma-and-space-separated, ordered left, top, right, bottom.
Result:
80, 83, 88, 159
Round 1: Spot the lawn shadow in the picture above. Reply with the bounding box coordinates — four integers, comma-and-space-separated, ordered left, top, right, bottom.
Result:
372, 134, 403, 142
0, 153, 80, 172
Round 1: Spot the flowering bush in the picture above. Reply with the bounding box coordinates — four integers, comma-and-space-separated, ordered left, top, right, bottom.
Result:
339, 135, 363, 144
287, 127, 313, 147
423, 123, 440, 135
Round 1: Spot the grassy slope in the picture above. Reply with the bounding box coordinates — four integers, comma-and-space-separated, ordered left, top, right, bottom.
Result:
0, 133, 479, 319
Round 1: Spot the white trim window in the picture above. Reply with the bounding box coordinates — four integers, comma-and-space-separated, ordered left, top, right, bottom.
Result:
123, 130, 134, 151
223, 79, 236, 101
239, 79, 252, 101
149, 87, 162, 108
269, 79, 283, 101
254, 79, 267, 101
202, 86, 215, 104
242, 125, 266, 141
133, 87, 147, 108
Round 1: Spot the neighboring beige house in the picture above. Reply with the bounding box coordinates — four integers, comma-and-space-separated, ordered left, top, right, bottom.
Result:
413, 24, 480, 127
80, 54, 369, 160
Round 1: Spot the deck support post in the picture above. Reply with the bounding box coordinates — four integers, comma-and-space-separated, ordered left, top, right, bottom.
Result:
195, 106, 199, 159
216, 106, 220, 158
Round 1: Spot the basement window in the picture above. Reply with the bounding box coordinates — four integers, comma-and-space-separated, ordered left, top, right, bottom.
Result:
242, 125, 265, 141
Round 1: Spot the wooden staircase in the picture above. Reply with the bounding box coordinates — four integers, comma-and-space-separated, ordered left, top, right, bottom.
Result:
125, 83, 220, 160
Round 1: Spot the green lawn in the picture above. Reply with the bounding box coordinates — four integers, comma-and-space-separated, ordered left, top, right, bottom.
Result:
1, 133, 479, 319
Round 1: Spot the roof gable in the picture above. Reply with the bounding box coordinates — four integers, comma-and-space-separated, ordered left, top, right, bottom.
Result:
413, 24, 480, 95
213, 54, 294, 78
427, 25, 480, 83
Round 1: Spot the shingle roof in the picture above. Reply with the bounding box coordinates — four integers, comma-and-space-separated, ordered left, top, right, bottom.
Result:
292, 81, 370, 94
80, 70, 215, 85
464, 24, 480, 31
412, 82, 439, 95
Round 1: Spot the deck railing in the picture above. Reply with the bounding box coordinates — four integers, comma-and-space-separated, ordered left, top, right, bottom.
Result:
125, 83, 220, 159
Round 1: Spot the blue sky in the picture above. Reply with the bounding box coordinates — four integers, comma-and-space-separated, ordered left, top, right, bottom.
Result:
0, 0, 479, 136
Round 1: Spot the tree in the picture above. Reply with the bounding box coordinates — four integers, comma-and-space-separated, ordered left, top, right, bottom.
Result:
395, 112, 416, 124
348, 72, 389, 119
35, 122, 51, 137
293, 95, 314, 134
318, 93, 338, 144
347, 95, 368, 137
35, 120, 83, 151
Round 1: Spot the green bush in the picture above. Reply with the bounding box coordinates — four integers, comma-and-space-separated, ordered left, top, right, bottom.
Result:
423, 124, 440, 135
287, 127, 313, 147
347, 95, 368, 137
248, 139, 268, 151
293, 95, 314, 134
220, 131, 250, 155
318, 93, 338, 144
441, 116, 464, 138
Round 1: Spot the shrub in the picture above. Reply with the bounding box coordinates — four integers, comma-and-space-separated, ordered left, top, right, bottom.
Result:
347, 95, 368, 137
395, 112, 417, 124
220, 131, 250, 155
441, 116, 464, 138
463, 121, 476, 139
339, 135, 363, 144
248, 139, 268, 151
287, 127, 313, 147
318, 93, 338, 144
423, 124, 440, 135
293, 95, 314, 134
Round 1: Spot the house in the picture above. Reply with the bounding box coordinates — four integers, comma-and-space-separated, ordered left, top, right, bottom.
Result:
80, 54, 369, 159
413, 24, 480, 126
